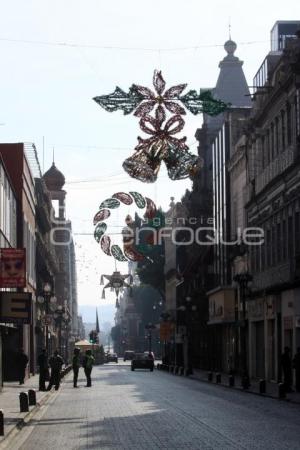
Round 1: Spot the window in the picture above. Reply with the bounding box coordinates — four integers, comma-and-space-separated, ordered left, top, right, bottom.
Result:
266, 228, 271, 267
275, 117, 279, 156
270, 123, 274, 160
262, 136, 265, 169
281, 110, 286, 150
295, 93, 300, 137
261, 233, 265, 270
282, 219, 287, 260
277, 222, 282, 262
287, 103, 292, 146
295, 212, 300, 254
266, 129, 270, 166
272, 224, 276, 265
288, 215, 294, 258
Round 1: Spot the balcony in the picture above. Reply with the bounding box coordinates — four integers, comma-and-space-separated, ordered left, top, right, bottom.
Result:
253, 261, 293, 291
255, 146, 297, 195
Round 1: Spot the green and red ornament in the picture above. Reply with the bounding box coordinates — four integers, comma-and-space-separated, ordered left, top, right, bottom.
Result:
94, 70, 229, 182
94, 191, 157, 262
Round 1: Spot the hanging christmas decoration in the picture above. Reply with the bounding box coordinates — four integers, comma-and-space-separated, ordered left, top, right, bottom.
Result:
93, 70, 229, 182
93, 191, 157, 262
100, 270, 133, 307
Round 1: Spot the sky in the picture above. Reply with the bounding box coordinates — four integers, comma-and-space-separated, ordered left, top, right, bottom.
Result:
0, 0, 298, 322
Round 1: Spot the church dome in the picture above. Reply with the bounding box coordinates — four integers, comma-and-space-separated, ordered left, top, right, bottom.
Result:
43, 163, 65, 191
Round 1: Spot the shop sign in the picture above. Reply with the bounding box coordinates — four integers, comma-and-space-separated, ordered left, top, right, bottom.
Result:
0, 248, 26, 288
0, 292, 32, 324
247, 298, 264, 321
208, 289, 235, 324
160, 322, 174, 341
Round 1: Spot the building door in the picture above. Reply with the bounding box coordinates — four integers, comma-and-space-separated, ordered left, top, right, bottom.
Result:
2, 326, 21, 381
267, 320, 275, 381
255, 321, 265, 378
284, 329, 293, 354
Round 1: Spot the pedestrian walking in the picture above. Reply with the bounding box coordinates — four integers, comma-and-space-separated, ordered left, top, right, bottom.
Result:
281, 346, 293, 392
17, 348, 29, 385
293, 347, 300, 392
82, 350, 95, 387
72, 347, 81, 388
47, 350, 64, 391
37, 348, 49, 391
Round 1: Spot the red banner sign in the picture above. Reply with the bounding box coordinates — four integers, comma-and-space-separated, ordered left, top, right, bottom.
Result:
0, 248, 26, 288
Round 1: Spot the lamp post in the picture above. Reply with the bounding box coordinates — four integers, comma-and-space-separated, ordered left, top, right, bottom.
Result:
53, 305, 70, 359
37, 283, 57, 354
145, 323, 156, 353
178, 296, 197, 375
160, 312, 171, 364
233, 272, 253, 389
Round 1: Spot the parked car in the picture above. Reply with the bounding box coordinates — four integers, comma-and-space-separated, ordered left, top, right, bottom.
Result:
131, 353, 154, 371
106, 353, 118, 363
123, 350, 135, 361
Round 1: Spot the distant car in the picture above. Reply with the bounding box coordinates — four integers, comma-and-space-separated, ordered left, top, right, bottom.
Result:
123, 350, 135, 361
106, 353, 118, 363
131, 353, 154, 371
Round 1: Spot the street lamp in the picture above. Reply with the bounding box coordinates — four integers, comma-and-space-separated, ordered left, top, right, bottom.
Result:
145, 323, 156, 353
37, 283, 57, 353
53, 305, 70, 358
160, 312, 171, 364
233, 272, 253, 389
178, 296, 197, 375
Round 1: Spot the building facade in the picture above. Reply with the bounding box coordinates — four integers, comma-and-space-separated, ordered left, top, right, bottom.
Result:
0, 155, 17, 389
0, 143, 37, 378
245, 23, 300, 382
43, 162, 79, 363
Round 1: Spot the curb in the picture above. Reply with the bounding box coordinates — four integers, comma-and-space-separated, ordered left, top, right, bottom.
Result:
156, 368, 300, 405
190, 375, 300, 405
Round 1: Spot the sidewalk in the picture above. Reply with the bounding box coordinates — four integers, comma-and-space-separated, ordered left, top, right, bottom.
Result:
0, 367, 72, 444
190, 368, 300, 404
0, 373, 52, 443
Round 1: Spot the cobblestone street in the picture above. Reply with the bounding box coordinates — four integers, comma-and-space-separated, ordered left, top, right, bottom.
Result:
5, 363, 300, 450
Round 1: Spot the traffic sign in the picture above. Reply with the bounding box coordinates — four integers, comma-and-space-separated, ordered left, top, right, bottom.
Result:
159, 322, 173, 341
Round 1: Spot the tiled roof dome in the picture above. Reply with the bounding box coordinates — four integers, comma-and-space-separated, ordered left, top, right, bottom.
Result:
43, 163, 65, 191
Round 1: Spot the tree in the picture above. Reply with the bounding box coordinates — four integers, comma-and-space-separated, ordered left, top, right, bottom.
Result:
136, 209, 166, 299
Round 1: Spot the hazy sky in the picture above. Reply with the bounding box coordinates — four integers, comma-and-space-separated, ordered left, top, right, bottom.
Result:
0, 0, 298, 321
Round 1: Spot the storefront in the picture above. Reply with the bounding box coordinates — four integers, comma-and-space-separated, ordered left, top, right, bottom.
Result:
207, 287, 236, 372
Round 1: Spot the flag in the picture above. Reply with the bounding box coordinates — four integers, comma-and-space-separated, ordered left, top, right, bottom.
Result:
96, 308, 100, 333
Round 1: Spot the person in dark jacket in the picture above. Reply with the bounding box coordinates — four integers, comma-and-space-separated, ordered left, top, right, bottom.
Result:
72, 348, 81, 388
293, 347, 300, 392
281, 346, 293, 392
82, 350, 95, 387
17, 349, 29, 385
47, 350, 64, 390
37, 348, 49, 391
